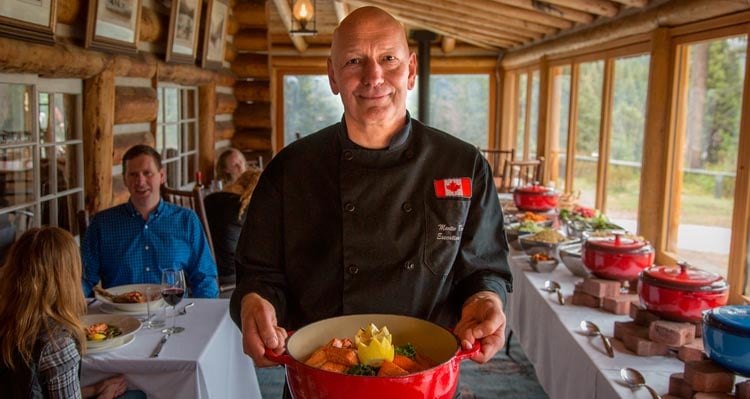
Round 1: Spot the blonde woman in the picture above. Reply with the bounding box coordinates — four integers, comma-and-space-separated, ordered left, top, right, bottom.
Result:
204, 169, 262, 287
215, 147, 248, 186
0, 227, 140, 399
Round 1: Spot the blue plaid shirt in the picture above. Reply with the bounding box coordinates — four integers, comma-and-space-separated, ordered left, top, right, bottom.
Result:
81, 200, 219, 298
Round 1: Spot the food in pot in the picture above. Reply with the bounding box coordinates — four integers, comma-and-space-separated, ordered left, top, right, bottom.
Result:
519, 211, 547, 223
85, 322, 122, 341
530, 253, 553, 262
304, 324, 436, 377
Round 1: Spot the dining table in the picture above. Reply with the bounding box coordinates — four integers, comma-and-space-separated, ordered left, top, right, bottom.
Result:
505, 248, 747, 399
81, 298, 262, 399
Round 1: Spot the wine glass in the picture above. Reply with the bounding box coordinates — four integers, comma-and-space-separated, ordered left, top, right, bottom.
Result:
160, 268, 186, 334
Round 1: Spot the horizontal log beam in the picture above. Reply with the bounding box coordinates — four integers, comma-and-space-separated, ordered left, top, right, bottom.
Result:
216, 92, 239, 114
234, 29, 269, 52
114, 87, 158, 124
234, 102, 272, 129
235, 80, 271, 102
232, 53, 271, 79
542, 0, 620, 17
489, 0, 594, 24
0, 37, 108, 78
234, 1, 267, 27
215, 120, 235, 140
231, 128, 273, 151
113, 131, 155, 165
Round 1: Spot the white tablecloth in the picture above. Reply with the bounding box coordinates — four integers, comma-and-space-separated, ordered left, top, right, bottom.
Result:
506, 252, 686, 399
81, 299, 261, 399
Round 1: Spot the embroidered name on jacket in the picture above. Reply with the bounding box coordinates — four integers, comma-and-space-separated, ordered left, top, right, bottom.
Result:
433, 178, 472, 199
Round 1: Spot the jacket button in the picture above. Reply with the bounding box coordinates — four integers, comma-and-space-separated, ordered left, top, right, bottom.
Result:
343, 150, 353, 160
402, 202, 412, 213
344, 202, 356, 212
403, 262, 415, 271
347, 264, 359, 275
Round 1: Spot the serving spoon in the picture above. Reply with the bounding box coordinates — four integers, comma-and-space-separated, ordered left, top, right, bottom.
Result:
620, 367, 661, 399
542, 280, 565, 305
580, 320, 614, 358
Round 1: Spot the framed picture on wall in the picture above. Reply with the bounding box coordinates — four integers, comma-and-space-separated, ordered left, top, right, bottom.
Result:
166, 0, 202, 64
85, 0, 142, 54
200, 0, 228, 70
0, 0, 57, 44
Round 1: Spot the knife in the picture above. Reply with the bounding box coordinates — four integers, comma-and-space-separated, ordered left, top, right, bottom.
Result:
150, 333, 171, 358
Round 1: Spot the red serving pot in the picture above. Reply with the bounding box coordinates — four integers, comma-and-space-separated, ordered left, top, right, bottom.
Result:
265, 314, 479, 399
638, 262, 729, 323
512, 185, 559, 212
581, 233, 654, 281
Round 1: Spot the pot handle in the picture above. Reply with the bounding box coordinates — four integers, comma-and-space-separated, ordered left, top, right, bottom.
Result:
454, 341, 482, 361
263, 330, 296, 366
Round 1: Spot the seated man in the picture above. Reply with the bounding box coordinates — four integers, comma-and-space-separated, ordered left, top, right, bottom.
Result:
81, 144, 218, 298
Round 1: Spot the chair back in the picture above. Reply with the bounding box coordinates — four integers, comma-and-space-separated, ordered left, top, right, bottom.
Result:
161, 185, 215, 258
479, 148, 515, 178
499, 157, 544, 192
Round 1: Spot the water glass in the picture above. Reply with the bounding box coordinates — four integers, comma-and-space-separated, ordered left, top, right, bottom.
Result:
143, 285, 165, 329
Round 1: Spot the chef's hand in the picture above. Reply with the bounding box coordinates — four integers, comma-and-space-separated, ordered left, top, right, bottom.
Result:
454, 290, 506, 364
240, 292, 288, 367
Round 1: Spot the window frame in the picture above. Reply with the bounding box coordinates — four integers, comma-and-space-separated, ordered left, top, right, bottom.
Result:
0, 73, 84, 236
155, 83, 200, 189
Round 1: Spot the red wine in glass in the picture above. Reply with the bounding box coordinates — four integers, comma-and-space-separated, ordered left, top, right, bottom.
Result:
160, 268, 186, 334
161, 287, 185, 306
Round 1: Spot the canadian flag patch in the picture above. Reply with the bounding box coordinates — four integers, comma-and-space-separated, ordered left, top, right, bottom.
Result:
434, 178, 472, 198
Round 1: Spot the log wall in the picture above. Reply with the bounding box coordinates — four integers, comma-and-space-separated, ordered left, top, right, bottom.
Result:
0, 0, 238, 212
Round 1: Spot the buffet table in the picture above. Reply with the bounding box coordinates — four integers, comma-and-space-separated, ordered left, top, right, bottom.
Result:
506, 251, 685, 399
81, 298, 261, 399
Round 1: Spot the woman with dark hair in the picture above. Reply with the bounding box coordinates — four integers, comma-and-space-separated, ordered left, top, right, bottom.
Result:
204, 168, 262, 289
0, 226, 142, 399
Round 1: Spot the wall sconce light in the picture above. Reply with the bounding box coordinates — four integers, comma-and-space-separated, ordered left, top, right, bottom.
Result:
290, 0, 317, 36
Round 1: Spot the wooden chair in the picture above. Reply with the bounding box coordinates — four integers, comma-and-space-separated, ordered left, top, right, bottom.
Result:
479, 148, 515, 191
161, 184, 215, 258
499, 157, 544, 192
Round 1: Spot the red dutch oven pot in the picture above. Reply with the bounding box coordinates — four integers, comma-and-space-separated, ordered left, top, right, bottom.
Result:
265, 314, 480, 399
638, 262, 729, 323
581, 233, 654, 281
512, 185, 559, 212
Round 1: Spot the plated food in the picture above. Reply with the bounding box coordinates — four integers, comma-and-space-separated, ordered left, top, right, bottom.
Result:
94, 283, 165, 312
82, 314, 141, 351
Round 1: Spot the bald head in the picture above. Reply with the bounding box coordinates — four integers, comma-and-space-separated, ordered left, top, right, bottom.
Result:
331, 7, 409, 56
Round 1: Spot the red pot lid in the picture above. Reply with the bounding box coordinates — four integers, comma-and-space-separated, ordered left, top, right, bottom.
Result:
641, 262, 728, 291
585, 233, 647, 251
514, 184, 554, 194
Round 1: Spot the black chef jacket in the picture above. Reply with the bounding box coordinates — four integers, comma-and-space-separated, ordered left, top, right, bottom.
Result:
230, 116, 512, 330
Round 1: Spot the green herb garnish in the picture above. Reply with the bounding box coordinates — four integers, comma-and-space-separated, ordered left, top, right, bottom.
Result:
346, 364, 377, 376
395, 343, 416, 359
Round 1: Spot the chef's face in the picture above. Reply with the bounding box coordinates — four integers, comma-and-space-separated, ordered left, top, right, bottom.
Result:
327, 8, 416, 131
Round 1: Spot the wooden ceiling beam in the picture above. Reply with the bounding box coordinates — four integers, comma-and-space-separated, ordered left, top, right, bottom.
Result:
333, 0, 349, 22
369, 0, 554, 39
271, 0, 309, 53
539, 0, 620, 17
347, 0, 502, 50
608, 0, 647, 7
488, 0, 595, 24
357, 0, 518, 48
441, 0, 575, 30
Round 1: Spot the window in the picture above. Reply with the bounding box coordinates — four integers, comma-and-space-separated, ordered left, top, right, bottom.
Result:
572, 60, 604, 208
667, 35, 747, 278
281, 73, 492, 148
511, 70, 540, 160
0, 75, 84, 260
547, 65, 572, 191
156, 85, 199, 188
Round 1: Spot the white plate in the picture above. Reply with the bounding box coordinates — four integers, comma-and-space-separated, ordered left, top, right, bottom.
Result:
85, 334, 136, 355
94, 284, 165, 312
83, 314, 142, 350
